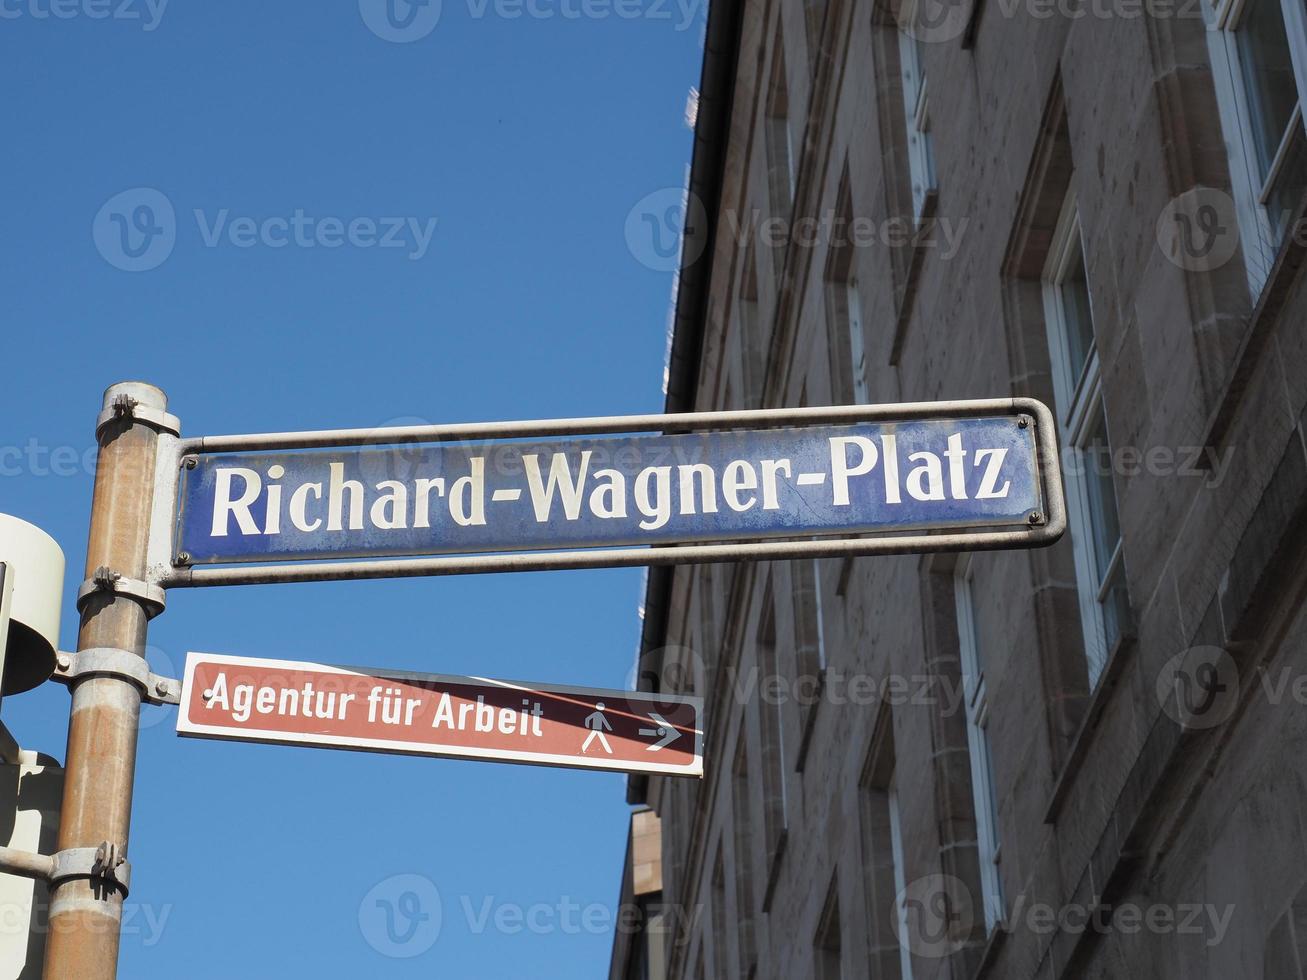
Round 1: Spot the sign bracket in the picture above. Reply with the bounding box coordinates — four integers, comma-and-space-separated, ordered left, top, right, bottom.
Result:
95, 393, 181, 441
0, 842, 132, 897
75, 567, 167, 620
51, 647, 182, 706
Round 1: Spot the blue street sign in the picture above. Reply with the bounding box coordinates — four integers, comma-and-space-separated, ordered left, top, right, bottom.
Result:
174, 415, 1048, 566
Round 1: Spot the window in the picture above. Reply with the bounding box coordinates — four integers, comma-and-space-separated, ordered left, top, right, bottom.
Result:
699, 566, 719, 687
953, 557, 1005, 932
806, 0, 829, 73
887, 780, 916, 980
827, 275, 870, 404
792, 559, 827, 770
766, 43, 797, 232
757, 582, 789, 892
814, 876, 843, 980
1207, 0, 1307, 288
1263, 881, 1307, 978
825, 180, 870, 404
1041, 194, 1132, 687
739, 245, 767, 409
712, 850, 729, 979
733, 743, 757, 979
897, 5, 937, 221
861, 722, 912, 980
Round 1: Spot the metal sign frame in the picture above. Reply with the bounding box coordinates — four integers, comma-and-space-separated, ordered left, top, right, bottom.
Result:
148, 397, 1066, 591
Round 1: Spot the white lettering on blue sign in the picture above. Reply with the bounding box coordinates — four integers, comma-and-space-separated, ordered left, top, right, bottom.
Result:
176, 419, 1042, 564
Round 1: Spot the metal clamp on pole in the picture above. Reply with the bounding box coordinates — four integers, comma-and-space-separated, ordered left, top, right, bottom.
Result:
76, 566, 166, 620
50, 647, 182, 706
50, 843, 132, 898
95, 393, 181, 441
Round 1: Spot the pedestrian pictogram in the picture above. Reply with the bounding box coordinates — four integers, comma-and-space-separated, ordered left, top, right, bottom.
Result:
582, 703, 614, 754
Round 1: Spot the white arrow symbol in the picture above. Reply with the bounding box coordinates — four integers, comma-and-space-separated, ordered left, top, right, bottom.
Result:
638, 713, 680, 751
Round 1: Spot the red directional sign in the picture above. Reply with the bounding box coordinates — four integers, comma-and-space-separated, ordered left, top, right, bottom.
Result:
177, 652, 703, 777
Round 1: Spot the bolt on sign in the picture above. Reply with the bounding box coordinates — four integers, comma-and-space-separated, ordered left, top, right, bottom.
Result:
177, 653, 704, 777
159, 399, 1065, 587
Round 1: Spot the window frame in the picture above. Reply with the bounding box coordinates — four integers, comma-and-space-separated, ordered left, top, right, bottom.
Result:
952, 556, 1005, 934
1040, 193, 1128, 687
843, 278, 870, 403
823, 189, 870, 406
732, 742, 757, 980
887, 781, 916, 980
896, 2, 937, 222
813, 874, 844, 980
756, 579, 790, 905
765, 40, 797, 224
1205, 0, 1307, 291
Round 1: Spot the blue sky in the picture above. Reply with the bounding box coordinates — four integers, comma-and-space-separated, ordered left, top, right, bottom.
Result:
1, 2, 702, 975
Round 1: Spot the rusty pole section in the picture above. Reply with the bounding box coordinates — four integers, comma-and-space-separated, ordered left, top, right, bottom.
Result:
43, 382, 168, 980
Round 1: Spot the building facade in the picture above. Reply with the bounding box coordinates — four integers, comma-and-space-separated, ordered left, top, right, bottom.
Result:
612, 0, 1307, 976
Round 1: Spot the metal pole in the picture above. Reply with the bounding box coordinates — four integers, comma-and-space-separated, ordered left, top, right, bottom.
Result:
43, 382, 168, 980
